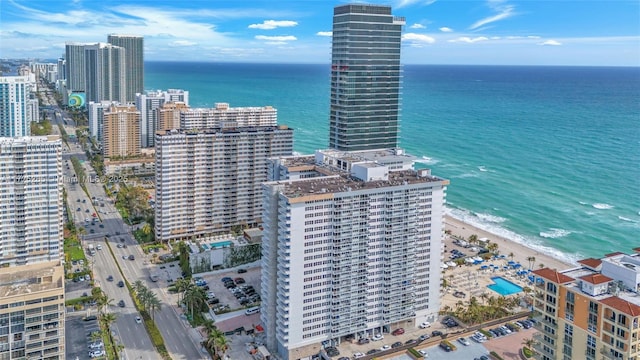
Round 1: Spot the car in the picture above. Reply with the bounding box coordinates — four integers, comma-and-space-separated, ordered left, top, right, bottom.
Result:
77, 207, 81, 211
237, 268, 247, 273
431, 330, 443, 337
353, 353, 365, 359
85, 209, 90, 213
337, 358, 350, 360
83, 315, 98, 321
87, 342, 103, 349
366, 349, 380, 355
357, 338, 370, 345
418, 349, 428, 356
77, 199, 81, 203
122, 255, 127, 259
405, 339, 417, 345
480, 356, 490, 360
245, 307, 260, 315
85, 274, 91, 281
457, 337, 470, 346
234, 277, 245, 284
372, 333, 384, 341
89, 349, 105, 358
418, 334, 431, 341
78, 259, 84, 265
439, 343, 452, 352
96, 245, 102, 250
128, 255, 135, 260
207, 298, 220, 305
221, 277, 233, 282
99, 224, 104, 228
115, 231, 120, 235
117, 243, 123, 248
118, 300, 125, 307
391, 341, 403, 348
117, 281, 124, 288
392, 328, 405, 335
89, 229, 95, 233
206, 291, 215, 298
135, 316, 142, 324
380, 345, 391, 351
107, 275, 113, 281
419, 321, 431, 328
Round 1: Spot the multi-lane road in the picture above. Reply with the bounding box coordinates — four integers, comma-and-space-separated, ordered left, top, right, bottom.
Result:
48, 96, 205, 359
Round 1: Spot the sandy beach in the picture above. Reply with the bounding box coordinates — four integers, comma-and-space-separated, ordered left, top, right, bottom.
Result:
444, 215, 573, 271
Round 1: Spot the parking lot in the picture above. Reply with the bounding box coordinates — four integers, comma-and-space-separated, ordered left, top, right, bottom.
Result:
196, 265, 262, 313
65, 312, 105, 359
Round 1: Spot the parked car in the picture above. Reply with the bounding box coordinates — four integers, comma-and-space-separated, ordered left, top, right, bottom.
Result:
431, 330, 443, 337
419, 321, 431, 328
392, 328, 405, 335
107, 275, 113, 281
457, 337, 470, 346
135, 316, 142, 324
237, 268, 247, 273
118, 300, 125, 307
117, 281, 124, 288
357, 338, 370, 345
391, 341, 403, 348
83, 315, 97, 322
128, 255, 135, 260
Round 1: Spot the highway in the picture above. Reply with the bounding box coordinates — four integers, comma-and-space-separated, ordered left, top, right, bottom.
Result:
47, 93, 206, 360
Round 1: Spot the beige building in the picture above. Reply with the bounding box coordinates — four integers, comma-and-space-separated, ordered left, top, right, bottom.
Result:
179, 103, 277, 130
156, 101, 189, 132
531, 248, 640, 360
103, 104, 141, 159
0, 261, 65, 360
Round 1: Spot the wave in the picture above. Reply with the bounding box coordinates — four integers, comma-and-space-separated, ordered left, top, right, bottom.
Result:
539, 228, 572, 239
592, 203, 614, 210
475, 212, 506, 223
415, 156, 439, 165
578, 201, 588, 205
478, 166, 488, 172
618, 216, 637, 223
446, 207, 581, 265
454, 172, 480, 179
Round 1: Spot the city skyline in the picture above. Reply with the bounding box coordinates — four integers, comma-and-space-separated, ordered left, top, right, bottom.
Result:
1, 0, 638, 66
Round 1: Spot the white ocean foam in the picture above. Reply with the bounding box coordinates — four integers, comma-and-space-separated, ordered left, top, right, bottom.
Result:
475, 212, 506, 223
478, 166, 488, 172
454, 172, 480, 179
447, 207, 580, 265
618, 216, 637, 223
539, 228, 572, 239
415, 156, 439, 165
578, 201, 588, 205
592, 203, 614, 210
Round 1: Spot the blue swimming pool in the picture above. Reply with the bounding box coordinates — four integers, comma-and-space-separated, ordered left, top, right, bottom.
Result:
209, 241, 232, 249
487, 276, 523, 296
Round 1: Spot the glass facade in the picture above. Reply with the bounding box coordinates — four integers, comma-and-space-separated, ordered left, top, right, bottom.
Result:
329, 5, 405, 151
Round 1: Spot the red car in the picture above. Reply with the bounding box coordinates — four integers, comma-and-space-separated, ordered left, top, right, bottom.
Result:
392, 328, 405, 335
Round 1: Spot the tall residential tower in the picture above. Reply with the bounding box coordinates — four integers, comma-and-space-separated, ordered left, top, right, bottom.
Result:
0, 75, 38, 137
107, 35, 144, 103
328, 4, 405, 151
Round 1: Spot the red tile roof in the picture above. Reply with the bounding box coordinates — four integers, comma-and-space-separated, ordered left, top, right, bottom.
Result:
532, 268, 574, 284
578, 258, 602, 268
579, 273, 613, 285
601, 296, 640, 317
605, 252, 625, 257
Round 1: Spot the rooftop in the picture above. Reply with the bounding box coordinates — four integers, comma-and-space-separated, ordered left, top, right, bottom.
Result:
577, 258, 602, 269
579, 273, 613, 285
0, 262, 64, 298
600, 296, 640, 316
532, 268, 574, 284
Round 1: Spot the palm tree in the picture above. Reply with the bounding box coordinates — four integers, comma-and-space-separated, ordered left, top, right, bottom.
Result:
480, 292, 489, 305
183, 284, 206, 320
202, 319, 216, 335
526, 256, 536, 270
147, 292, 162, 320
468, 234, 479, 245
204, 328, 227, 359
508, 252, 515, 261
487, 242, 499, 254
89, 330, 103, 343
522, 337, 538, 351
100, 312, 117, 334
142, 223, 152, 235
96, 294, 114, 315
538, 263, 545, 269
174, 278, 190, 304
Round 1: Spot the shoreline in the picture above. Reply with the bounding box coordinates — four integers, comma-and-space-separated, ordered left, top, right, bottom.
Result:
444, 215, 574, 271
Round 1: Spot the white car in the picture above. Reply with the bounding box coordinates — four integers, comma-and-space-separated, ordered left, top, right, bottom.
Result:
87, 342, 103, 350
372, 333, 384, 341
418, 349, 429, 356
96, 245, 102, 250
135, 316, 142, 324
380, 345, 391, 351
419, 321, 431, 328
353, 352, 365, 359
457, 337, 470, 346
89, 349, 105, 358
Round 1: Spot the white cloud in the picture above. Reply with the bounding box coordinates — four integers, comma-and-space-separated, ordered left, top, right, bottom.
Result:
402, 33, 435, 44
449, 36, 489, 43
439, 27, 453, 32
410, 24, 426, 29
469, 0, 516, 30
316, 31, 332, 37
528, 35, 541, 39
255, 35, 297, 42
397, 0, 437, 8
169, 40, 197, 47
539, 40, 562, 46
248, 20, 298, 30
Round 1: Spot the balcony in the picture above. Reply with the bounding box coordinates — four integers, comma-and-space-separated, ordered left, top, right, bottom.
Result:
532, 342, 555, 358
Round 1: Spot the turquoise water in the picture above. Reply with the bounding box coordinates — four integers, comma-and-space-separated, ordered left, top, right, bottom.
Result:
202, 241, 233, 250
488, 277, 523, 296
145, 63, 640, 262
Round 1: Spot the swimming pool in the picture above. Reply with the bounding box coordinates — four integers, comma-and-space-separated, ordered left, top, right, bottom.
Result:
487, 276, 523, 296
209, 240, 232, 249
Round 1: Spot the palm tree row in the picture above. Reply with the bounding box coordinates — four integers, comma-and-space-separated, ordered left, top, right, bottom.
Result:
200, 319, 228, 360
90, 288, 121, 359
132, 280, 162, 320
440, 293, 520, 325
181, 283, 207, 321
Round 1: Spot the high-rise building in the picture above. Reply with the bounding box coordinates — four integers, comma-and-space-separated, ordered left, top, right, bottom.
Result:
135, 89, 189, 147
87, 101, 118, 142
531, 249, 640, 360
102, 104, 140, 158
0, 75, 38, 137
84, 43, 126, 103
107, 35, 144, 103
261, 149, 447, 359
0, 136, 63, 266
154, 125, 293, 242
180, 103, 277, 130
64, 42, 88, 93
156, 101, 189, 133
0, 136, 66, 359
328, 4, 405, 151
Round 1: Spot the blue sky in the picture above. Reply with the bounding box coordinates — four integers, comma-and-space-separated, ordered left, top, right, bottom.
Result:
1, 0, 639, 66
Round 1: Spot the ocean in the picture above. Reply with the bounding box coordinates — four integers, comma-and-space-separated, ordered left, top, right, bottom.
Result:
145, 62, 640, 263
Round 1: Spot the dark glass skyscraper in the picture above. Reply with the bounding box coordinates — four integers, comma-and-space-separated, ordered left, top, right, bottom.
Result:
108, 34, 144, 103
329, 4, 405, 151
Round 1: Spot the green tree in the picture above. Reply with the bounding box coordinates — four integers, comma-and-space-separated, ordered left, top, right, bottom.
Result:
183, 284, 206, 320
468, 234, 479, 245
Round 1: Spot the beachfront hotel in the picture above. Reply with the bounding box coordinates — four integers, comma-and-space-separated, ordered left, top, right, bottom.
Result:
328, 4, 405, 151
107, 34, 144, 103
154, 125, 293, 242
0, 136, 66, 359
102, 104, 141, 159
531, 249, 640, 360
0, 75, 38, 137
83, 43, 126, 103
260, 149, 447, 360
135, 89, 190, 147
